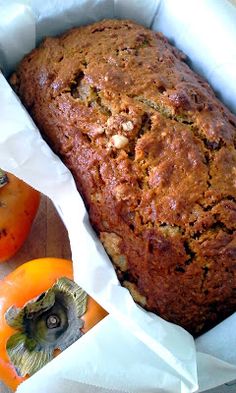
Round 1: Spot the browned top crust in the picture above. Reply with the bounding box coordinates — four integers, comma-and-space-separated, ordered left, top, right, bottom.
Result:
11, 19, 236, 335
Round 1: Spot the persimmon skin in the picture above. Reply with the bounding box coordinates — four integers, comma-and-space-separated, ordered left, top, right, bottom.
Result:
0, 258, 107, 391
0, 172, 40, 263
82, 296, 108, 333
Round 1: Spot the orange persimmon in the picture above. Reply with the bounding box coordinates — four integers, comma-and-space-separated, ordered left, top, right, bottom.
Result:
0, 170, 40, 262
0, 258, 107, 391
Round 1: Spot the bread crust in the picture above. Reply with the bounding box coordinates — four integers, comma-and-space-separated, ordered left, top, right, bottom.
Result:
11, 19, 236, 335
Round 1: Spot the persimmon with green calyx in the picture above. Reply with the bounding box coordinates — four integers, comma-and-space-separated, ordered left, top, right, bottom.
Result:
0, 169, 40, 262
0, 258, 108, 391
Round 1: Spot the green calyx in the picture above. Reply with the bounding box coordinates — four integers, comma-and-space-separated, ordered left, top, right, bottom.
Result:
5, 277, 88, 377
0, 169, 8, 188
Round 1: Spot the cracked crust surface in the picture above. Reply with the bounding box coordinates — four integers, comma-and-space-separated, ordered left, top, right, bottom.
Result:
11, 19, 236, 335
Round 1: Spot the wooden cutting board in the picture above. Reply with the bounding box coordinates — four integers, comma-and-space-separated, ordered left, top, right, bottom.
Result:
0, 195, 71, 392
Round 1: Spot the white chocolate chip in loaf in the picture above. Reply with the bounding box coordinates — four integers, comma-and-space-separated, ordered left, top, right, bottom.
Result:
111, 135, 129, 149
122, 121, 134, 131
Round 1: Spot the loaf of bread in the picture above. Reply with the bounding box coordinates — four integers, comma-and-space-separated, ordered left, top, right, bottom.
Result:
11, 19, 236, 335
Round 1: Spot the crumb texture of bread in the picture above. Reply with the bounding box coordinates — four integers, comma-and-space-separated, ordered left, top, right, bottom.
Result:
11, 19, 236, 336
